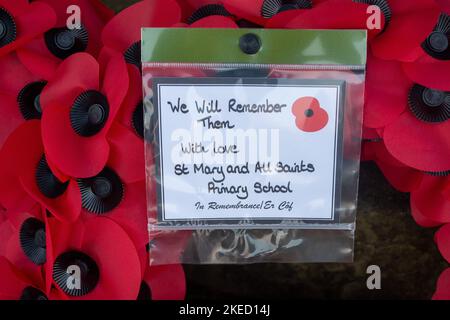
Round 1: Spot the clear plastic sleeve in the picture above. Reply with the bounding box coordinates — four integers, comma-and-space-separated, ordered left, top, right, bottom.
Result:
141, 28, 367, 265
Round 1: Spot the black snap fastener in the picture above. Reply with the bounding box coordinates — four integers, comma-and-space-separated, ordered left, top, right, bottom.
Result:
239, 33, 261, 55
427, 31, 449, 53
422, 88, 446, 107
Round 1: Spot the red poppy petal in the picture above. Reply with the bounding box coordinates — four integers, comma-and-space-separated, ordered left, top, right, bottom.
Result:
411, 176, 450, 225
137, 245, 149, 279
0, 93, 24, 149
40, 53, 99, 111
0, 219, 14, 256
223, 0, 269, 26
0, 257, 28, 300
384, 112, 450, 172
102, 0, 182, 53
144, 264, 186, 300
435, 0, 450, 14
117, 65, 142, 131
0, 2, 56, 57
0, 53, 40, 95
80, 218, 141, 300
107, 123, 145, 184
364, 54, 411, 128
0, 121, 39, 213
371, 9, 441, 62
270, 0, 384, 38
16, 41, 61, 81
90, 180, 148, 248
402, 55, 450, 92
190, 15, 238, 28
410, 199, 442, 227
101, 53, 129, 131
41, 95, 110, 178
376, 160, 423, 193
390, 0, 440, 13
433, 268, 450, 300
435, 224, 450, 263
266, 9, 308, 29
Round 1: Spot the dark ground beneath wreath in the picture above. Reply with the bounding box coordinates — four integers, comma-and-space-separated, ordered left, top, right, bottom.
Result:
102, 0, 448, 300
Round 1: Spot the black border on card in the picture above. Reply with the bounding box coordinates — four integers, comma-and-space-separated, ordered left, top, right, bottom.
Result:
150, 77, 346, 229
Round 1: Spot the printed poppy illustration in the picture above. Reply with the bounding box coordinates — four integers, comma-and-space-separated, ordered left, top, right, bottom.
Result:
291, 96, 329, 133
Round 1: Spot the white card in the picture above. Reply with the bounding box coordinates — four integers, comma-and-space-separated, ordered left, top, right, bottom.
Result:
151, 78, 345, 227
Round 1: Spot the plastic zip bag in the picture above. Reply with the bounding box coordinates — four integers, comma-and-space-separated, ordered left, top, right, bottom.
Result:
141, 28, 367, 264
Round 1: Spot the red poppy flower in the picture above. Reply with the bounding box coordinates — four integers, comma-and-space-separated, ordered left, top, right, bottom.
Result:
16, 0, 113, 80
139, 264, 186, 300
410, 174, 450, 227
433, 268, 450, 300
0, 53, 47, 149
181, 1, 237, 27
265, 0, 385, 39
0, 120, 81, 222
371, 0, 442, 62
364, 140, 423, 192
101, 0, 181, 76
47, 216, 141, 300
0, 256, 48, 300
372, 54, 450, 172
0, 0, 56, 58
40, 52, 133, 179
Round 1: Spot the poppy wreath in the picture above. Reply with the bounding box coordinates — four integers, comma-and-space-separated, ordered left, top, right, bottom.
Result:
0, 0, 449, 300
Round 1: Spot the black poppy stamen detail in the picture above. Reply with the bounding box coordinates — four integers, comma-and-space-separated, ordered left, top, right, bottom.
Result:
53, 251, 100, 297
423, 170, 450, 177
78, 167, 124, 214
422, 13, 450, 60
44, 25, 89, 60
70, 90, 110, 137
137, 282, 152, 300
408, 84, 450, 123
20, 287, 48, 300
187, 4, 232, 24
0, 8, 16, 48
19, 218, 47, 265
353, 0, 392, 28
261, 0, 312, 19
124, 41, 142, 71
17, 81, 47, 120
36, 156, 69, 199
132, 101, 144, 139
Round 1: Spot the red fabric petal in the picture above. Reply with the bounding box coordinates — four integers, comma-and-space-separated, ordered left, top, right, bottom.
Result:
0, 257, 28, 300
0, 93, 24, 149
0, 219, 14, 256
433, 268, 450, 300
223, 0, 268, 26
144, 264, 186, 300
389, 0, 440, 13
117, 65, 142, 133
40, 52, 99, 111
364, 54, 411, 128
410, 199, 442, 227
435, 0, 450, 14
402, 54, 450, 92
102, 0, 182, 53
384, 112, 450, 172
41, 54, 112, 178
268, 0, 384, 38
190, 15, 238, 28
49, 217, 141, 300
107, 123, 145, 184
0, 1, 56, 57
100, 53, 129, 132
435, 224, 450, 263
371, 8, 441, 62
0, 121, 39, 213
16, 39, 61, 80
0, 53, 41, 95
411, 175, 450, 225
